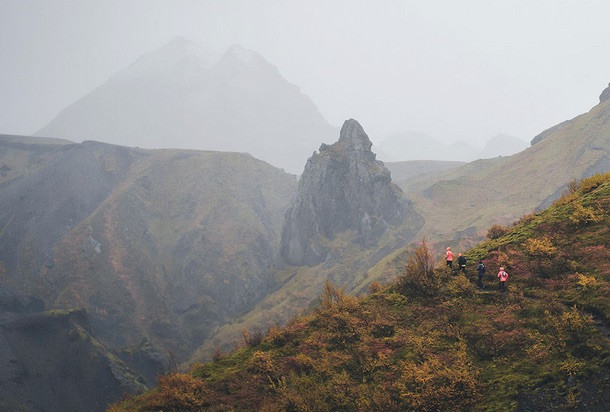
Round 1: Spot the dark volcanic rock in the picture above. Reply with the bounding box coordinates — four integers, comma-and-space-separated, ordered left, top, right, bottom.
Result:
600, 82, 610, 103
280, 119, 412, 266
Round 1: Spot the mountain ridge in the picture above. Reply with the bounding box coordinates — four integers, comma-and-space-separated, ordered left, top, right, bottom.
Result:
35, 38, 336, 173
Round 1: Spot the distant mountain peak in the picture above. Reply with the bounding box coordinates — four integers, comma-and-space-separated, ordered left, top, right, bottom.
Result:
167, 35, 190, 46
218, 44, 276, 73
35, 38, 335, 173
113, 37, 219, 82
600, 82, 610, 103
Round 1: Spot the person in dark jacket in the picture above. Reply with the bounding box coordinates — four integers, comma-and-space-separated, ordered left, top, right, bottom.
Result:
457, 253, 467, 274
477, 261, 486, 289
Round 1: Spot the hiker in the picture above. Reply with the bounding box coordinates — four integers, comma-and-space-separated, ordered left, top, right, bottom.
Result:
457, 253, 467, 274
445, 247, 454, 269
477, 260, 486, 289
497, 266, 508, 292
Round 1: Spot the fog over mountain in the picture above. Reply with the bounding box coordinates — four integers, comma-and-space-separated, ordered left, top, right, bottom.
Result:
36, 38, 336, 173
375, 132, 527, 162
1, 2, 610, 410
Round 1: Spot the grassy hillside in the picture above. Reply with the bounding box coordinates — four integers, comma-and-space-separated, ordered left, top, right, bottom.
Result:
396, 99, 610, 243
112, 172, 610, 411
187, 215, 422, 364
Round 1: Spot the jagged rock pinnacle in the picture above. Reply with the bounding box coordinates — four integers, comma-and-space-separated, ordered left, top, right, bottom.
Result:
280, 119, 417, 266
338, 119, 372, 150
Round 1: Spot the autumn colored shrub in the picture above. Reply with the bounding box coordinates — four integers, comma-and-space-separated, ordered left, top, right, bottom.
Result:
576, 273, 598, 291
397, 239, 444, 297
569, 202, 601, 226
524, 236, 557, 276
487, 224, 508, 239
142, 373, 209, 412
368, 281, 382, 294
242, 327, 264, 347
285, 352, 314, 374
578, 172, 609, 194
393, 343, 479, 411
212, 347, 225, 361
547, 306, 600, 356
247, 350, 275, 375
446, 273, 475, 297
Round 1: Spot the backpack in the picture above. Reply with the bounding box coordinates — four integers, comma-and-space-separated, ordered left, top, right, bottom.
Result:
478, 264, 486, 274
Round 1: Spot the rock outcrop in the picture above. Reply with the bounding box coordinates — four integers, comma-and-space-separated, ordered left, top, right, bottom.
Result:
600, 82, 610, 103
280, 119, 411, 266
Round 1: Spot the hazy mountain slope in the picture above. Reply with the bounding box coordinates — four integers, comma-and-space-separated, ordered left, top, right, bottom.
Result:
35, 38, 336, 173
384, 159, 465, 181
0, 286, 147, 412
0, 134, 75, 184
44, 148, 296, 358
375, 131, 477, 162
397, 95, 610, 242
0, 141, 140, 286
113, 173, 610, 412
0, 139, 297, 386
375, 132, 525, 163
478, 133, 528, 158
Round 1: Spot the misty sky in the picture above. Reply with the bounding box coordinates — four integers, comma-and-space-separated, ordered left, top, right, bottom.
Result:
1, 0, 609, 146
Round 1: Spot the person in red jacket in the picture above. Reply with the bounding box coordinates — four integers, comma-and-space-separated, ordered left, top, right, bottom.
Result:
445, 247, 454, 269
497, 267, 509, 292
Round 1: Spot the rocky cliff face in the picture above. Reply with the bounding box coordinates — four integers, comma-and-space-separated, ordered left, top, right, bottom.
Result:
280, 119, 411, 266
0, 286, 148, 412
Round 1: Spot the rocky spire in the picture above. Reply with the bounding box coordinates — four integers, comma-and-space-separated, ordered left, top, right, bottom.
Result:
336, 119, 374, 156
280, 119, 414, 266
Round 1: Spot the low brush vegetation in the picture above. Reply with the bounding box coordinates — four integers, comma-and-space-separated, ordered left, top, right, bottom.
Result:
111, 173, 610, 411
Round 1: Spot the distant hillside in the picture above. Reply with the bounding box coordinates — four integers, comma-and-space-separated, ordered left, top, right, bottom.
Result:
384, 159, 465, 181
375, 131, 477, 162
35, 38, 336, 173
397, 92, 610, 244
112, 173, 610, 411
375, 132, 526, 163
0, 135, 297, 405
478, 133, 528, 159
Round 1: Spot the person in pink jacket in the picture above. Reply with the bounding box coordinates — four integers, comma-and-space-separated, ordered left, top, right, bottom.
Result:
497, 267, 509, 292
445, 247, 454, 269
